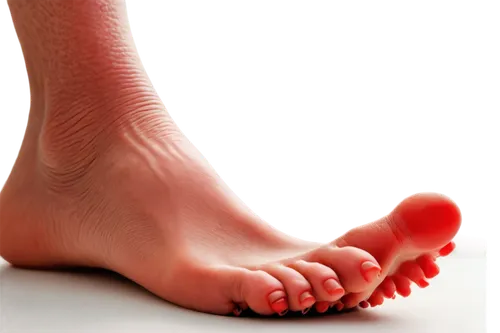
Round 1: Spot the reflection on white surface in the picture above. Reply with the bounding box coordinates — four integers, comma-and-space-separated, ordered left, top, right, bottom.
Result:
0, 248, 485, 333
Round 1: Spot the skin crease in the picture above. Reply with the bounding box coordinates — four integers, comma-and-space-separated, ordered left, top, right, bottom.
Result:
0, 0, 461, 316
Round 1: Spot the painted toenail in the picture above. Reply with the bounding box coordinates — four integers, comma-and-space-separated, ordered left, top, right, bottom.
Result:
359, 300, 370, 309
323, 278, 344, 297
335, 302, 344, 311
268, 290, 288, 313
301, 307, 311, 315
299, 291, 315, 304
233, 306, 242, 316
418, 279, 429, 288
360, 261, 381, 283
279, 309, 289, 316
391, 294, 396, 299
316, 302, 330, 313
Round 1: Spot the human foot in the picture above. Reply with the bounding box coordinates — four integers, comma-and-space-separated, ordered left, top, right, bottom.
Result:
0, 96, 381, 317
0, 92, 462, 317
0, 0, 461, 317
0, 0, 382, 316
334, 193, 461, 309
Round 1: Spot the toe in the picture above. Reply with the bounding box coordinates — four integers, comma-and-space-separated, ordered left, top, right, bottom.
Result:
288, 260, 344, 302
367, 290, 385, 307
315, 301, 330, 313
233, 302, 248, 316
398, 261, 428, 287
391, 193, 461, 250
262, 264, 316, 312
392, 274, 412, 297
359, 300, 370, 308
416, 254, 440, 279
305, 246, 381, 293
334, 302, 345, 311
341, 291, 364, 309
236, 269, 288, 315
438, 241, 456, 256
379, 276, 397, 298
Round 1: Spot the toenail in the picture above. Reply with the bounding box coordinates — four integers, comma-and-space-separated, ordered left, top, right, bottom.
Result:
316, 302, 330, 313
269, 291, 288, 314
359, 301, 370, 309
301, 307, 311, 315
269, 290, 286, 303
279, 309, 289, 316
391, 294, 396, 299
323, 278, 344, 297
418, 279, 429, 288
360, 261, 381, 283
272, 299, 288, 314
299, 291, 315, 304
233, 306, 242, 316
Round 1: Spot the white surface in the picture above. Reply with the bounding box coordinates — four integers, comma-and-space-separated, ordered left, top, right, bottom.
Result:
0, 244, 486, 332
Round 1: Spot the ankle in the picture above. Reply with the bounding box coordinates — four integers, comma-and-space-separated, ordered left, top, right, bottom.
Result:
9, 0, 149, 104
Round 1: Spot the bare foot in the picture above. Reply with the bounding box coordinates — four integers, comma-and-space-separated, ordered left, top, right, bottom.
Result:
0, 101, 381, 317
0, 83, 386, 316
0, 0, 460, 316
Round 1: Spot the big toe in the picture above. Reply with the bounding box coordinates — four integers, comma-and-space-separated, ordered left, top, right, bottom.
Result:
390, 192, 462, 250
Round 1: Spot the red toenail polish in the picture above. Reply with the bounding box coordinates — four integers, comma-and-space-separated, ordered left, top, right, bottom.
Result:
335, 302, 344, 311
391, 294, 396, 299
359, 301, 370, 309
316, 301, 329, 313
269, 291, 288, 314
299, 291, 315, 304
361, 261, 381, 283
271, 298, 288, 314
279, 309, 288, 316
233, 306, 242, 316
418, 279, 429, 288
324, 279, 344, 297
302, 307, 311, 315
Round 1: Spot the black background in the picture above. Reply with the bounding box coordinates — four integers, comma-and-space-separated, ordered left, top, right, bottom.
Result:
0, 9, 496, 248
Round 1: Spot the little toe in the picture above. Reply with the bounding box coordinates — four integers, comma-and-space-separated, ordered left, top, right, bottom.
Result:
398, 261, 428, 287
416, 254, 440, 279
392, 274, 412, 297
306, 246, 381, 293
288, 260, 345, 302
262, 264, 316, 312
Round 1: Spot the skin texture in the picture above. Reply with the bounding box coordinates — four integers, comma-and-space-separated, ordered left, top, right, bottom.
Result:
0, 0, 461, 316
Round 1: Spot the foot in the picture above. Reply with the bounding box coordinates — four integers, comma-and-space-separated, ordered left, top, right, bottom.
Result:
0, 86, 461, 316
0, 93, 382, 316
0, 0, 461, 317
0, 42, 384, 314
